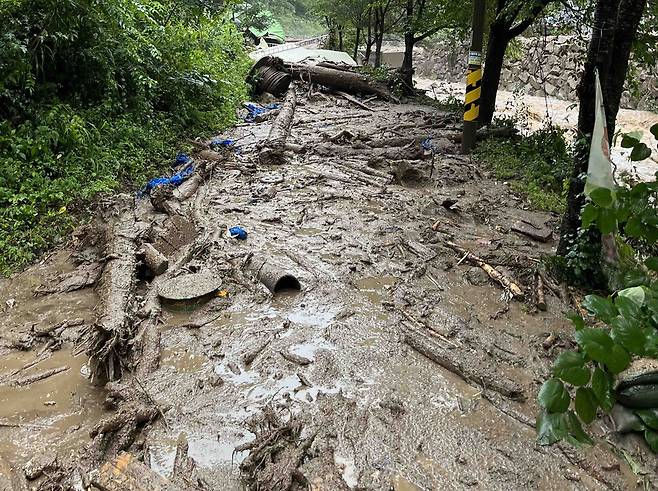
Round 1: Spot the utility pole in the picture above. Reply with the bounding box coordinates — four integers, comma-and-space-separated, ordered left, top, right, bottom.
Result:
461, 0, 486, 154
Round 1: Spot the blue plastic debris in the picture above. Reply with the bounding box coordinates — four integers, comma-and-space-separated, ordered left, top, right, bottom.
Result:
229, 226, 248, 240
140, 165, 194, 197
245, 103, 280, 123
175, 152, 193, 166
421, 137, 438, 154
210, 138, 236, 149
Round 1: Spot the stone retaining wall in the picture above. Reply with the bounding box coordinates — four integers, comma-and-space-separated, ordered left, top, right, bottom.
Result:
415, 35, 658, 111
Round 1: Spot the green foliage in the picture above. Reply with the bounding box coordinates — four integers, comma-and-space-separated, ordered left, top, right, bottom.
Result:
475, 122, 572, 213
537, 125, 658, 452
0, 0, 250, 275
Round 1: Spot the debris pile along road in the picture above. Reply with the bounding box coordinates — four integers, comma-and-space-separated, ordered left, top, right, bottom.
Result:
0, 79, 655, 489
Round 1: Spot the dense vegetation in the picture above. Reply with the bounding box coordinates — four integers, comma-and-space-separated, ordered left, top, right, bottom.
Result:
0, 0, 250, 275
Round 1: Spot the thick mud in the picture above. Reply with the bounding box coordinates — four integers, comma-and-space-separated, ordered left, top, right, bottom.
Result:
1, 92, 656, 489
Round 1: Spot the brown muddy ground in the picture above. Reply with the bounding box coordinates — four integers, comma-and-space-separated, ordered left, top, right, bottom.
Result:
1, 92, 656, 490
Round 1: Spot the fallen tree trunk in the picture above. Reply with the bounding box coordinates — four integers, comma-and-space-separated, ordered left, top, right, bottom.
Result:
286, 62, 394, 101
84, 204, 138, 385
403, 324, 525, 401
259, 87, 298, 165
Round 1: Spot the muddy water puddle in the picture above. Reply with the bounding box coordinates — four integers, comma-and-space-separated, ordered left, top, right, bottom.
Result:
0, 347, 107, 465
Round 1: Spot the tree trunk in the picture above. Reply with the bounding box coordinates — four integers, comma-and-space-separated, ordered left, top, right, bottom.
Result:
605, 0, 647, 137
479, 22, 511, 127
354, 27, 361, 61
338, 26, 344, 52
374, 8, 384, 68
557, 0, 629, 255
364, 8, 373, 64
401, 31, 415, 94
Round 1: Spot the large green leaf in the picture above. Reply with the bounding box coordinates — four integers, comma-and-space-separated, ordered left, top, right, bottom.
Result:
597, 210, 617, 234
646, 257, 658, 272
575, 327, 614, 363
575, 387, 598, 424
565, 410, 594, 445
636, 409, 658, 430
617, 286, 646, 308
630, 142, 652, 161
552, 351, 590, 386
644, 429, 658, 452
650, 123, 658, 140
620, 132, 641, 148
582, 295, 618, 322
591, 368, 615, 412
590, 187, 614, 208
566, 313, 586, 331
536, 411, 569, 445
610, 316, 646, 355
614, 295, 641, 320
607, 344, 631, 374
581, 203, 599, 229
538, 378, 571, 413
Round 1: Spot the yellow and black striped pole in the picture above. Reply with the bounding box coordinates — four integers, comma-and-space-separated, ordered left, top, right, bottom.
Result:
462, 0, 486, 154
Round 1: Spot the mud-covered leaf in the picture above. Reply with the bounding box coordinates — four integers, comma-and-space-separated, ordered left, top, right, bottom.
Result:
539, 378, 571, 413
575, 388, 598, 424
630, 142, 651, 161
636, 409, 658, 430
582, 295, 618, 322
591, 368, 615, 412
575, 327, 614, 363
644, 429, 658, 453
610, 316, 645, 355
552, 351, 590, 386
536, 411, 568, 445
565, 410, 594, 446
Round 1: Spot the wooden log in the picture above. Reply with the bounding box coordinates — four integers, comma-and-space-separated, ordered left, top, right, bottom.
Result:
536, 272, 547, 311
90, 452, 183, 491
88, 205, 138, 384
403, 325, 525, 401
259, 87, 297, 165
445, 241, 524, 299
141, 243, 168, 276
286, 62, 394, 101
334, 90, 373, 111
11, 365, 69, 387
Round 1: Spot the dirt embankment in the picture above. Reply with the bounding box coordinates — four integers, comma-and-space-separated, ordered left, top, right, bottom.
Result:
1, 84, 656, 490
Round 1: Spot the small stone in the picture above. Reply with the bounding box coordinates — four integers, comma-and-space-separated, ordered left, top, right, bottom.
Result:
465, 267, 489, 286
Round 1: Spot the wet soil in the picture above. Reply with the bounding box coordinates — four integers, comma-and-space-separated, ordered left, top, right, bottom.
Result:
1, 93, 656, 489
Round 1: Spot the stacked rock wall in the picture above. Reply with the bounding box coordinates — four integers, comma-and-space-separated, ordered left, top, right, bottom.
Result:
415, 35, 658, 111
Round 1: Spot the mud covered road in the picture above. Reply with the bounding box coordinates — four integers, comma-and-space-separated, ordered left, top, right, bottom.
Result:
1, 89, 656, 489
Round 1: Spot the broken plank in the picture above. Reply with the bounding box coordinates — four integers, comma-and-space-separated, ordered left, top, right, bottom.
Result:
90, 452, 183, 491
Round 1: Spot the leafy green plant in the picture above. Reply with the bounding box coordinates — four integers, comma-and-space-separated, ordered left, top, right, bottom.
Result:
476, 122, 572, 213
537, 125, 658, 452
0, 0, 250, 275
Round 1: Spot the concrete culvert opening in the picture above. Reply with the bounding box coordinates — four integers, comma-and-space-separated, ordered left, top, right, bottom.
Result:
272, 274, 301, 293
